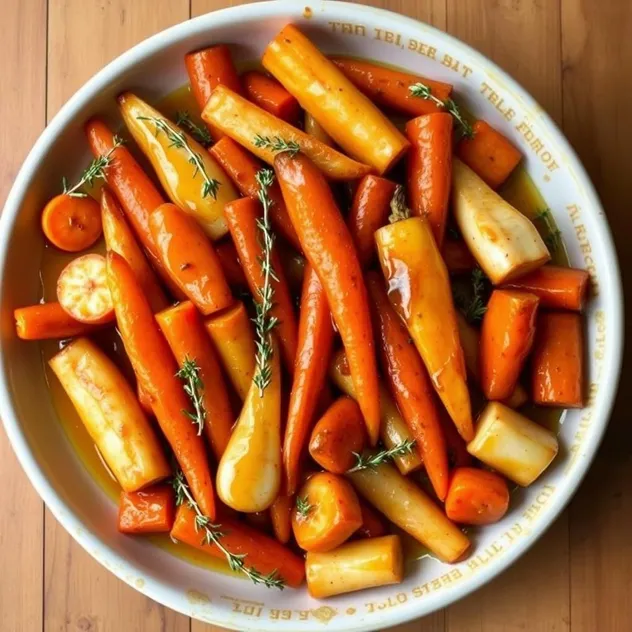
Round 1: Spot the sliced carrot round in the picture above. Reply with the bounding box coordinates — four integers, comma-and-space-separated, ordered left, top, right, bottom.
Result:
41, 193, 102, 252
57, 254, 114, 324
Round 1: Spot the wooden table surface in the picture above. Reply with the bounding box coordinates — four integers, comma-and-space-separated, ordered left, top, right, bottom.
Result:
1, 0, 630, 630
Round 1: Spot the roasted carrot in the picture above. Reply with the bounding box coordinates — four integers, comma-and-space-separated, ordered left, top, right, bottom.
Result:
304, 112, 334, 145
149, 203, 233, 316
118, 485, 176, 534
171, 505, 305, 588
202, 85, 371, 181
208, 136, 301, 250
442, 238, 477, 275
457, 120, 522, 189
480, 290, 539, 401
242, 70, 301, 123
101, 187, 168, 313
308, 397, 367, 474
15, 302, 101, 340
445, 468, 510, 526
107, 252, 216, 519
501, 265, 590, 311
292, 472, 362, 552
367, 273, 449, 501
223, 196, 298, 372
185, 44, 243, 140
214, 238, 247, 288
283, 266, 335, 495
156, 301, 234, 461
356, 502, 386, 539
41, 193, 102, 252
406, 113, 453, 247
270, 494, 293, 544
275, 153, 380, 445
531, 312, 584, 407
348, 175, 397, 268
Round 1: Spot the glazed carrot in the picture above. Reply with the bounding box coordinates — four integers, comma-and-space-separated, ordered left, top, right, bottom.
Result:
279, 249, 306, 295
292, 472, 362, 552
202, 85, 372, 181
331, 57, 452, 118
275, 153, 380, 445
284, 266, 335, 495
356, 502, 386, 539
304, 112, 334, 145
442, 238, 477, 275
214, 238, 247, 288
531, 312, 584, 407
308, 397, 367, 475
501, 265, 590, 311
348, 175, 397, 268
107, 251, 216, 519
457, 120, 522, 189
171, 505, 305, 588
185, 44, 243, 140
242, 70, 301, 123
406, 113, 453, 247
445, 468, 510, 526
223, 197, 298, 372
118, 485, 176, 534
480, 290, 539, 401
270, 494, 293, 544
41, 193, 102, 252
204, 301, 256, 400
137, 383, 154, 417
149, 203, 233, 316
101, 187, 168, 313
263, 25, 409, 174
15, 302, 101, 340
156, 301, 234, 461
209, 136, 301, 250
366, 273, 449, 501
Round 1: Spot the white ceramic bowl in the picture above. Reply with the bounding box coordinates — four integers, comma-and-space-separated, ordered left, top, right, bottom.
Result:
0, 1, 623, 630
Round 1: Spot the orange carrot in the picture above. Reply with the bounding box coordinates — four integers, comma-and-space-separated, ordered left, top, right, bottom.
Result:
172, 505, 304, 587
330, 57, 452, 117
41, 194, 102, 252
501, 265, 590, 311
242, 70, 301, 123
107, 251, 216, 519
348, 175, 397, 268
406, 113, 453, 247
137, 383, 154, 417
356, 502, 387, 539
367, 272, 449, 501
442, 238, 477, 275
214, 238, 247, 288
209, 136, 301, 250
156, 301, 234, 461
275, 153, 380, 445
223, 197, 298, 372
480, 290, 540, 401
283, 266, 335, 495
531, 312, 584, 407
445, 468, 510, 525
118, 485, 175, 534
270, 494, 293, 544
149, 203, 233, 316
292, 472, 362, 552
457, 120, 522, 189
15, 302, 102, 340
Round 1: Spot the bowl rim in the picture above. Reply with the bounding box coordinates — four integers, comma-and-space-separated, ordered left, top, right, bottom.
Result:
0, 1, 624, 630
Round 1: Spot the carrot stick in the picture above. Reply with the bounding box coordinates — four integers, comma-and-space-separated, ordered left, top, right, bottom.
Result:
14, 302, 102, 340
283, 265, 335, 495
366, 273, 449, 501
156, 301, 234, 461
442, 238, 477, 275
101, 187, 168, 313
202, 85, 371, 181
457, 120, 522, 189
275, 153, 380, 445
214, 238, 247, 288
348, 175, 397, 268
209, 136, 301, 250
149, 203, 233, 316
242, 70, 301, 123
304, 112, 334, 145
501, 265, 590, 311
223, 197, 298, 372
171, 505, 305, 588
107, 251, 216, 519
185, 45, 243, 140
356, 502, 386, 539
118, 485, 175, 534
531, 312, 584, 407
330, 57, 452, 117
270, 494, 293, 544
406, 113, 453, 247
480, 290, 540, 401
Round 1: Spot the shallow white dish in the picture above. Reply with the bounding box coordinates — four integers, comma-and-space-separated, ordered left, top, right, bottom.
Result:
0, 1, 623, 630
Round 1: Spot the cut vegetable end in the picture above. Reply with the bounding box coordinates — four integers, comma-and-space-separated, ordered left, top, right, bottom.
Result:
42, 194, 103, 253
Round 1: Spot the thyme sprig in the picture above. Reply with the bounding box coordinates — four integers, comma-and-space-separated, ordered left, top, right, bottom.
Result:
454, 267, 490, 324
347, 439, 417, 473
295, 496, 314, 518
176, 358, 206, 436
137, 115, 220, 199
253, 134, 300, 157
534, 207, 562, 252
175, 110, 212, 147
388, 185, 411, 223
171, 471, 285, 589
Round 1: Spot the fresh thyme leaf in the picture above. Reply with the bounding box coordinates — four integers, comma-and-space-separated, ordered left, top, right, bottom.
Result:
347, 439, 417, 473
176, 357, 206, 436
253, 134, 300, 157
534, 207, 562, 252
454, 267, 490, 324
388, 185, 411, 223
545, 229, 562, 252
175, 110, 212, 147
534, 207, 552, 221
295, 496, 314, 518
